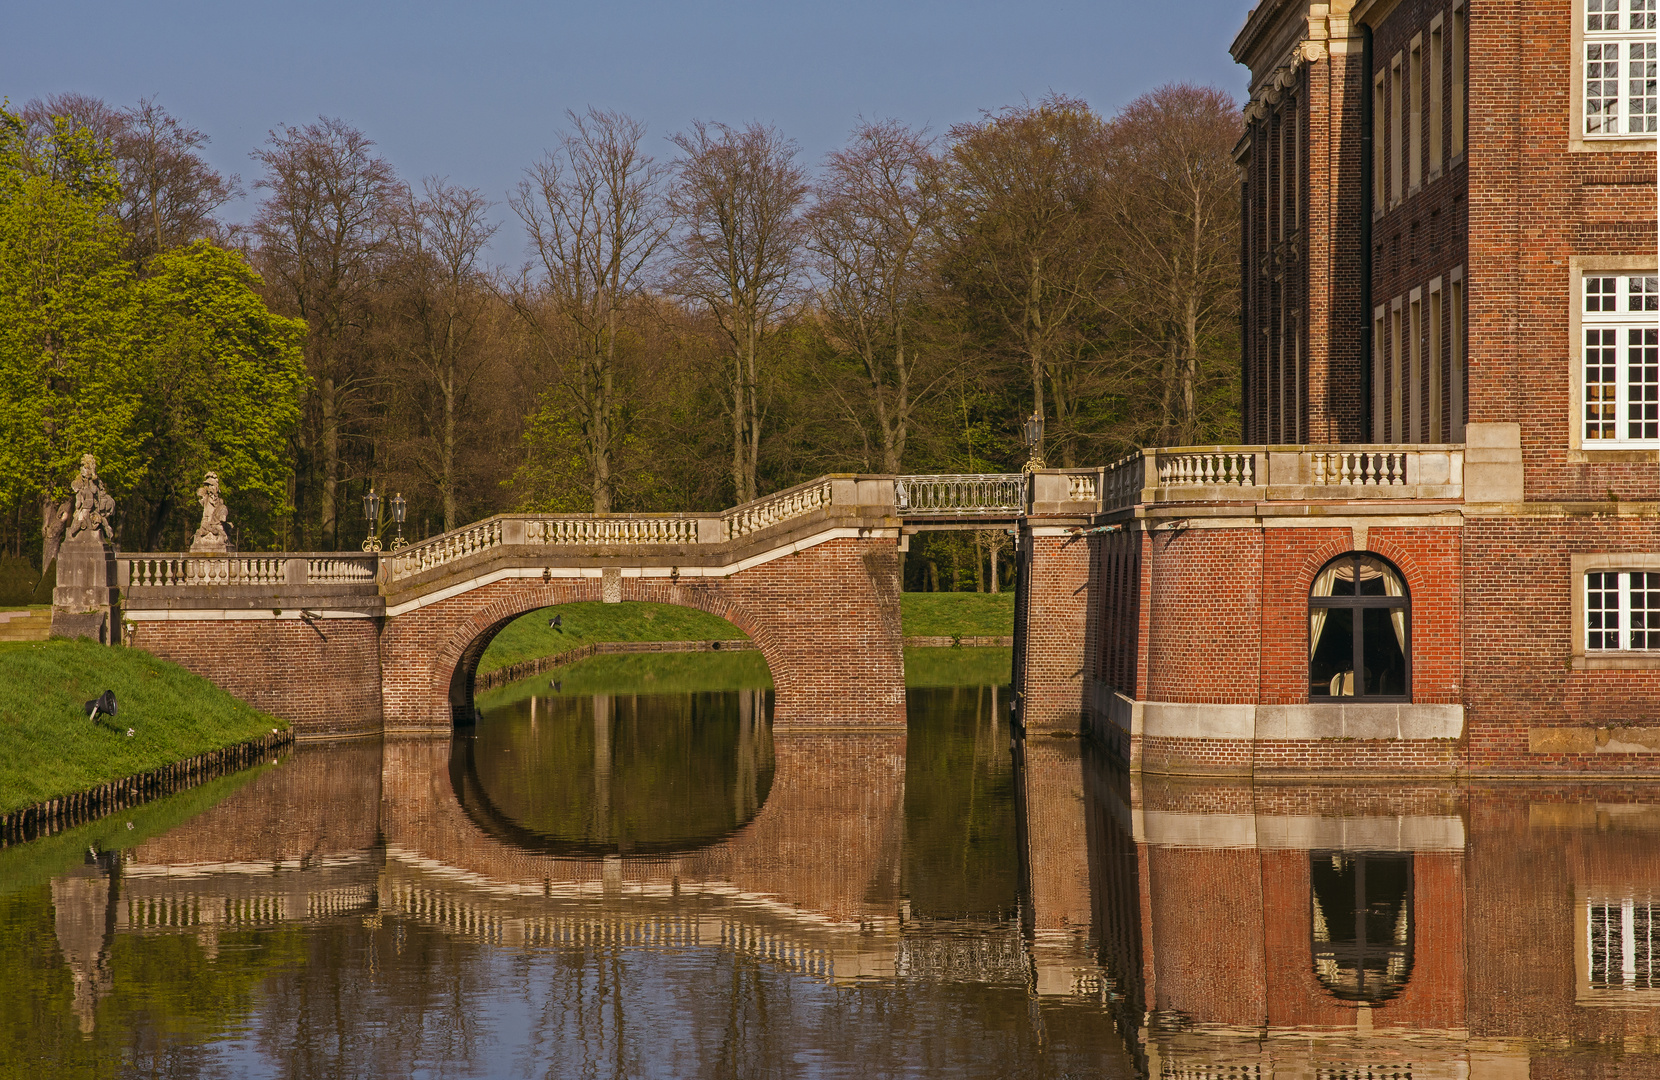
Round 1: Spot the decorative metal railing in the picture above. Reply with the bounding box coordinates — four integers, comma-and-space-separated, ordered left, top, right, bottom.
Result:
893, 474, 1027, 515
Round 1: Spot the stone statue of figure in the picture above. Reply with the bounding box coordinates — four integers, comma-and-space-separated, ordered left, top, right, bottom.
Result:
191, 472, 230, 553
64, 454, 115, 544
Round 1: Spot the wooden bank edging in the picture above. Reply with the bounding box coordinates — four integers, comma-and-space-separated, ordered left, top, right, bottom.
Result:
0, 728, 295, 848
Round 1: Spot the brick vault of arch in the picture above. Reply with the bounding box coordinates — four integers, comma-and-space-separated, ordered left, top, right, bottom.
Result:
377, 536, 908, 731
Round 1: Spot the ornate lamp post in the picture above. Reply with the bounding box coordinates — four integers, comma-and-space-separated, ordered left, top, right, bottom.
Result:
390, 492, 408, 550
362, 488, 382, 553
1022, 411, 1046, 472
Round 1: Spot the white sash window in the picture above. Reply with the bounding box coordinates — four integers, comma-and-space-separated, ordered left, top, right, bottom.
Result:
1583, 273, 1660, 446
1585, 0, 1659, 135
1586, 570, 1660, 651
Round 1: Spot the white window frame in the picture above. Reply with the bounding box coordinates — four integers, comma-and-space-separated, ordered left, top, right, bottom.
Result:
1572, 553, 1660, 669
1572, 262, 1660, 452
1577, 889, 1660, 1005
1573, 0, 1659, 149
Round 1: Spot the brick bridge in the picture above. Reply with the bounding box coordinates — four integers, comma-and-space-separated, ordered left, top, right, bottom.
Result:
114, 471, 1100, 737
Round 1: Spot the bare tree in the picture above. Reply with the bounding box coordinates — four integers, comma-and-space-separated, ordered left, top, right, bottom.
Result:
20, 95, 238, 264
251, 118, 404, 548
940, 97, 1109, 464
389, 179, 498, 530
115, 98, 240, 263
806, 120, 946, 473
510, 109, 669, 513
668, 121, 807, 503
1098, 84, 1241, 446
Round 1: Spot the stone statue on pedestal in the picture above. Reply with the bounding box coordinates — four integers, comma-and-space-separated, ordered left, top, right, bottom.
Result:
190, 472, 231, 553
49, 454, 121, 645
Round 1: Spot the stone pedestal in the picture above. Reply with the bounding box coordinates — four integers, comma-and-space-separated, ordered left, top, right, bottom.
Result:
50, 537, 121, 644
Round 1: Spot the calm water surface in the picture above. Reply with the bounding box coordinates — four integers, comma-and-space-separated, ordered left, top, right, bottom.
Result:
1, 651, 1658, 1078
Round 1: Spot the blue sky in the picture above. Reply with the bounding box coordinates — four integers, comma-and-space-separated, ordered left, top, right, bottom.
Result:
6, 0, 1253, 263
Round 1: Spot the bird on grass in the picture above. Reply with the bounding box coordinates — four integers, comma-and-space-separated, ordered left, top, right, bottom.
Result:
85, 690, 117, 723
548, 614, 563, 632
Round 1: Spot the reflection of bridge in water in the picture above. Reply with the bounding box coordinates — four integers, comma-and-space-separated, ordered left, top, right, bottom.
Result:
44, 728, 1660, 1074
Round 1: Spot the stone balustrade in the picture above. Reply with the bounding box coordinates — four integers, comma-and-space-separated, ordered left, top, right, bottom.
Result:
121, 554, 378, 589
1099, 445, 1465, 511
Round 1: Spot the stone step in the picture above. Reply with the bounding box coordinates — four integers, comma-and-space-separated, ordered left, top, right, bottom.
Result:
0, 609, 51, 642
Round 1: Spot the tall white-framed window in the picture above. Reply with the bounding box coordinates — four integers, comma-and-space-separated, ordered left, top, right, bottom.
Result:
1449, 269, 1465, 442
1390, 54, 1404, 205
1409, 35, 1424, 191
1372, 306, 1387, 441
1582, 272, 1660, 446
1584, 0, 1659, 136
1409, 289, 1424, 441
1586, 570, 1660, 650
1390, 299, 1405, 441
1430, 16, 1445, 177
1451, 3, 1466, 158
1572, 554, 1660, 668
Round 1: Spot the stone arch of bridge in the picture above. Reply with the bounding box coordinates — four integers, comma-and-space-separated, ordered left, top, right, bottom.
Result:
419, 579, 778, 728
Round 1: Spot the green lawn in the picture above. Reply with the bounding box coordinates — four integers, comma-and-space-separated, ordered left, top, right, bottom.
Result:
478, 602, 749, 676
899, 592, 1016, 638
478, 593, 1015, 677
0, 639, 287, 814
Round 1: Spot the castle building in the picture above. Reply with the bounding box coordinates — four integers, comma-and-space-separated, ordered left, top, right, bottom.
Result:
1070, 0, 1658, 775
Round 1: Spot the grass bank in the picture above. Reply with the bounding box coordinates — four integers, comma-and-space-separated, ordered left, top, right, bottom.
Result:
0, 639, 286, 815
479, 602, 748, 676
899, 593, 1015, 638
477, 593, 1015, 677
477, 644, 1012, 709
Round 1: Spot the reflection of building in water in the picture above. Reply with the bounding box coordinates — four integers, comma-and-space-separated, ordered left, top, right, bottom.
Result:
50, 860, 118, 1035
1085, 761, 1660, 1076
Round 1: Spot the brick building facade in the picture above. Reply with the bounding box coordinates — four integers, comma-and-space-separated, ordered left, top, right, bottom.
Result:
1064, 0, 1657, 776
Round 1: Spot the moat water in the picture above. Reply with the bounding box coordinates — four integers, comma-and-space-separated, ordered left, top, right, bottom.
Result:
2, 649, 1658, 1078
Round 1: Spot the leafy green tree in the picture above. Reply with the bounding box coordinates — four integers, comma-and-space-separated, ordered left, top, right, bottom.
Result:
0, 107, 145, 539
131, 242, 308, 550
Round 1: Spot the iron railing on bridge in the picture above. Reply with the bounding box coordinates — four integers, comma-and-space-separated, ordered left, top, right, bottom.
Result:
892, 474, 1028, 516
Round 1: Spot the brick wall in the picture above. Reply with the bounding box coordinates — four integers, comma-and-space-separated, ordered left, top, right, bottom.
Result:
1018, 533, 1093, 726
382, 536, 906, 732
1466, 0, 1658, 501
1464, 516, 1660, 773
135, 618, 384, 737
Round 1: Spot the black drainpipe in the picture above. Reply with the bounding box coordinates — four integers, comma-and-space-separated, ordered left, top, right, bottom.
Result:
1360, 24, 1375, 442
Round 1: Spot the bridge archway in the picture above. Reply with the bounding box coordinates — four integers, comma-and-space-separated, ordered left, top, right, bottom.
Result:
429, 582, 779, 727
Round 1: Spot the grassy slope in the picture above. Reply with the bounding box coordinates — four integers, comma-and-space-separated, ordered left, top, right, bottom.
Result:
0, 639, 286, 814
478, 593, 1015, 676
898, 593, 1016, 638
478, 602, 748, 676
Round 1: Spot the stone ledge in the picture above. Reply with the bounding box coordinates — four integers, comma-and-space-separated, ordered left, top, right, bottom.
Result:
1097, 691, 1465, 741
1529, 725, 1660, 754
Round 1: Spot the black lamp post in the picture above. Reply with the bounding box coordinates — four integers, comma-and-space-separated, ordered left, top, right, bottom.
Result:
391, 492, 407, 550
362, 488, 382, 552
1022, 410, 1046, 472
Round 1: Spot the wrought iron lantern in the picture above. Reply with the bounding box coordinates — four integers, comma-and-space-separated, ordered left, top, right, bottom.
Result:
390, 492, 407, 550
1022, 411, 1046, 472
362, 488, 383, 552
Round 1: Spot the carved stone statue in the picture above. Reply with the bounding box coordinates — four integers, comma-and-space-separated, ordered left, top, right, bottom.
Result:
190, 472, 231, 553
49, 453, 120, 645
65, 454, 116, 544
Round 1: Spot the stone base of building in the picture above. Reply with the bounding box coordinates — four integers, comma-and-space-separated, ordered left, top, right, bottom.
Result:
1087, 685, 1466, 777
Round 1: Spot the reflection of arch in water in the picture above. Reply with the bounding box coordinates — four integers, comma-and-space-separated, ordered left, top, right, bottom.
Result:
1309, 851, 1414, 1003
450, 687, 775, 857
442, 596, 776, 726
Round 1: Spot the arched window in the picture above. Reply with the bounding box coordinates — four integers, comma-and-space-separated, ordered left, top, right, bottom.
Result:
1311, 852, 1414, 1004
1309, 553, 1410, 699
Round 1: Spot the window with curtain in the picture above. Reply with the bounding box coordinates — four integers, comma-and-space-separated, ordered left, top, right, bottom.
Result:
1311, 851, 1414, 1003
1309, 553, 1410, 699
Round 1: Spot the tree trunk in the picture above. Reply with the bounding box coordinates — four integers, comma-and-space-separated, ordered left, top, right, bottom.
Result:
320, 374, 339, 549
